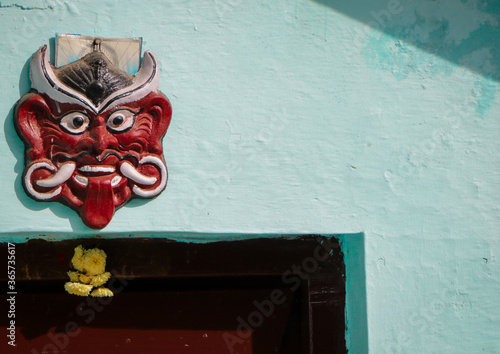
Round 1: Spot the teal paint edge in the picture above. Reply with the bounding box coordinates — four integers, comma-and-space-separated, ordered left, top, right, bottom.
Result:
338, 233, 369, 354
0, 232, 367, 352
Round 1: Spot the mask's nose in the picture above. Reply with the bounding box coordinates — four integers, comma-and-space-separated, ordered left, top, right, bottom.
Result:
79, 118, 119, 158
90, 125, 119, 156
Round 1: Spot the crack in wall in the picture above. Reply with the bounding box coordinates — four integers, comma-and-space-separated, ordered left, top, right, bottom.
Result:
0, 3, 53, 10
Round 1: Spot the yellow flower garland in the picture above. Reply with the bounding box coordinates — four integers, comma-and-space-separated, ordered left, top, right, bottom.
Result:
65, 246, 113, 297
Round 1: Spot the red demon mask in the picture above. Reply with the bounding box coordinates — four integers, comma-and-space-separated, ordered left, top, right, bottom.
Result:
15, 45, 172, 229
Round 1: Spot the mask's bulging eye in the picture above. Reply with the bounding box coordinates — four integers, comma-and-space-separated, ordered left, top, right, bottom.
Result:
59, 112, 90, 134
106, 109, 136, 132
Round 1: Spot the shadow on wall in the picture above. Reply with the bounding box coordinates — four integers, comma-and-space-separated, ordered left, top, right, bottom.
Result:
313, 0, 500, 82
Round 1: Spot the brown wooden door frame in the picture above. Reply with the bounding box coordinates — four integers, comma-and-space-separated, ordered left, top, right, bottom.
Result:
1, 235, 347, 353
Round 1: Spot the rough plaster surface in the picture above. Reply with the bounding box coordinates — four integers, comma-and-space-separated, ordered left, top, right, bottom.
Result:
0, 0, 499, 352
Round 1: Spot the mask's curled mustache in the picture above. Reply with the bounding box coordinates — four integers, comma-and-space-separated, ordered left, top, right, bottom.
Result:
25, 153, 168, 200
52, 151, 140, 167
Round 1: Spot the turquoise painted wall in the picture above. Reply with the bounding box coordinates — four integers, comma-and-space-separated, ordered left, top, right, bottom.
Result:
1, 0, 499, 352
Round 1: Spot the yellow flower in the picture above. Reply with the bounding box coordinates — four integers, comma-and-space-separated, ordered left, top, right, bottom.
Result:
90, 287, 114, 297
79, 274, 92, 284
67, 271, 80, 282
65, 245, 111, 297
83, 248, 106, 275
71, 245, 85, 272
90, 272, 111, 287
64, 282, 92, 297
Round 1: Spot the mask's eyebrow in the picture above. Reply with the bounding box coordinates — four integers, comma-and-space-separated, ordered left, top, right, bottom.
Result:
104, 107, 143, 116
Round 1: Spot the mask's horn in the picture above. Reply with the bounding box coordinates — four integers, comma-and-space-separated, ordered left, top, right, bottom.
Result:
98, 50, 159, 112
30, 45, 98, 112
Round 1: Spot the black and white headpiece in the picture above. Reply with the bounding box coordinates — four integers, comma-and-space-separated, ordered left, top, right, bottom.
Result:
30, 44, 159, 114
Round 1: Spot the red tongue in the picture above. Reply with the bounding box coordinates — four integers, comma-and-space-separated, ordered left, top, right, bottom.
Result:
82, 177, 114, 229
